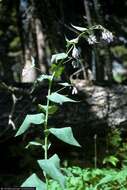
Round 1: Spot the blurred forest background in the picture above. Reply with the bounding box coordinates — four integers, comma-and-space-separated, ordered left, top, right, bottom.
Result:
0, 0, 127, 186
0, 0, 127, 83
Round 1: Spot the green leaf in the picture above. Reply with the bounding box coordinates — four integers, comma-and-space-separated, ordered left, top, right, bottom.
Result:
96, 174, 115, 187
113, 74, 125, 83
59, 82, 72, 87
37, 74, 53, 82
38, 104, 58, 115
38, 154, 66, 189
71, 24, 88, 32
47, 92, 77, 104
51, 64, 64, 78
21, 173, 46, 190
25, 141, 42, 149
51, 53, 68, 64
103, 155, 119, 166
49, 127, 81, 147
115, 167, 127, 183
15, 113, 45, 137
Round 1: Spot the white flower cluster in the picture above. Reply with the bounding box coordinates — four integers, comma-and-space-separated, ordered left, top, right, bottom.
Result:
87, 34, 97, 45
101, 30, 114, 43
87, 29, 113, 45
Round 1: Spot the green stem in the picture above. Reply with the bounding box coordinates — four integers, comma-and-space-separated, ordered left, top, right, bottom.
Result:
44, 73, 54, 190
94, 134, 97, 168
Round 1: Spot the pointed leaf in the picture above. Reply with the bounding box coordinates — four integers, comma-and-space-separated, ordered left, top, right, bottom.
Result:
15, 113, 45, 137
49, 127, 81, 147
59, 82, 72, 87
103, 155, 119, 166
37, 74, 53, 82
38, 154, 66, 189
97, 174, 115, 187
71, 24, 88, 32
51, 64, 64, 78
25, 141, 42, 149
21, 173, 46, 190
47, 92, 77, 104
51, 53, 68, 64
38, 104, 58, 115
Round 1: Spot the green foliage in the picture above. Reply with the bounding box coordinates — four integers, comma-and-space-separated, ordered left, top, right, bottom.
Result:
108, 129, 122, 148
103, 155, 119, 167
15, 23, 114, 189
51, 53, 68, 64
15, 113, 45, 137
9, 37, 20, 50
38, 104, 58, 115
21, 173, 46, 190
105, 129, 127, 167
47, 92, 77, 104
15, 37, 80, 188
111, 45, 127, 59
51, 64, 64, 78
113, 74, 126, 83
38, 154, 66, 190
49, 127, 81, 147
48, 166, 127, 190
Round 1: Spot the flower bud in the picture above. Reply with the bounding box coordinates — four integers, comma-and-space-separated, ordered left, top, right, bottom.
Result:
72, 60, 80, 68
87, 34, 97, 44
72, 86, 78, 94
72, 46, 80, 59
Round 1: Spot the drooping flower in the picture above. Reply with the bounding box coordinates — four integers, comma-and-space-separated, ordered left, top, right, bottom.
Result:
72, 46, 81, 59
72, 86, 78, 95
101, 30, 113, 43
87, 34, 97, 44
71, 60, 80, 68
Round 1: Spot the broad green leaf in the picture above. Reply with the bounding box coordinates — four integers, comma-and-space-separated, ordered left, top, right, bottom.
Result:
51, 53, 68, 64
51, 64, 64, 78
37, 74, 53, 82
15, 113, 45, 137
49, 127, 81, 147
59, 82, 72, 87
71, 24, 88, 32
113, 74, 126, 83
21, 173, 46, 190
115, 167, 127, 183
96, 174, 115, 187
103, 155, 119, 166
47, 92, 77, 104
38, 104, 58, 115
25, 141, 42, 149
38, 154, 66, 189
